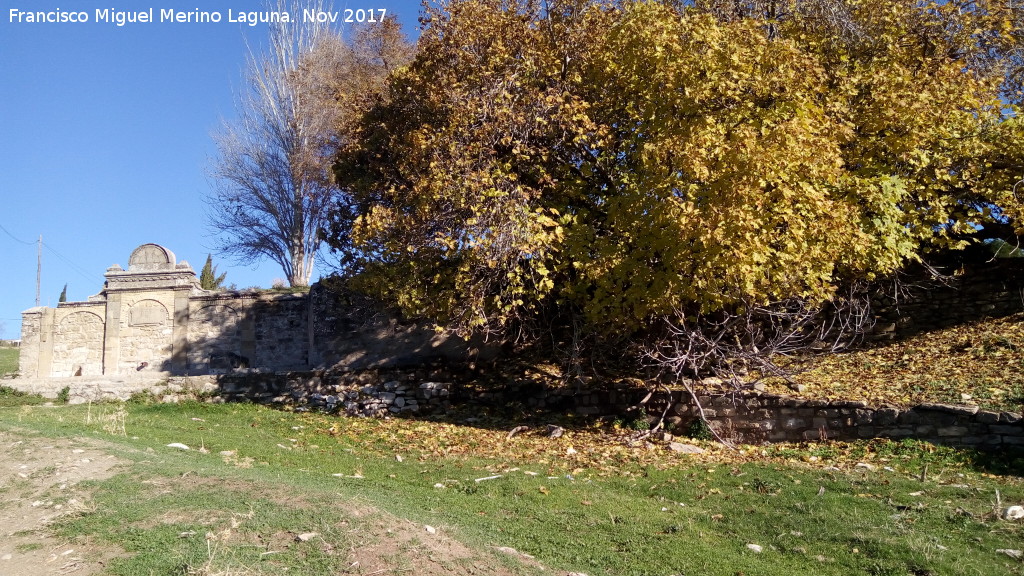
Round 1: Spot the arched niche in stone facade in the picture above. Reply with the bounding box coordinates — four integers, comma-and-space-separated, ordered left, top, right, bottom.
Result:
120, 299, 173, 373
52, 311, 105, 377
127, 243, 176, 271
128, 299, 169, 327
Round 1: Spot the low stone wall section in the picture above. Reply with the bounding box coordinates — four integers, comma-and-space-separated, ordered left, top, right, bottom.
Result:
213, 368, 455, 417
10, 371, 1021, 450
646, 390, 1023, 449
205, 373, 1024, 450
872, 260, 1024, 339
9, 375, 218, 404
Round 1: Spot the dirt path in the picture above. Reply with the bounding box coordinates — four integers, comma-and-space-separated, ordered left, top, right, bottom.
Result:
0, 428, 547, 576
0, 430, 122, 576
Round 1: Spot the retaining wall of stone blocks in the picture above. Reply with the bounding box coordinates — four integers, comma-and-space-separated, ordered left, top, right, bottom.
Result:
871, 260, 1024, 339
642, 389, 1024, 449
191, 371, 1024, 450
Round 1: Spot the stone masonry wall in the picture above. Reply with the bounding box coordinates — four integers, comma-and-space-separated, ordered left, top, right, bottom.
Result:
254, 294, 310, 371
212, 367, 454, 417
182, 371, 1024, 450
13, 363, 1021, 449
19, 244, 478, 379
18, 310, 43, 378
872, 260, 1024, 339
646, 389, 1023, 449
186, 292, 312, 374
51, 308, 105, 377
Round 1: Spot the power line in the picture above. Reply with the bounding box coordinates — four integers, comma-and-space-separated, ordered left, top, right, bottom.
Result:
1, 222, 103, 285
0, 222, 34, 245
42, 241, 103, 285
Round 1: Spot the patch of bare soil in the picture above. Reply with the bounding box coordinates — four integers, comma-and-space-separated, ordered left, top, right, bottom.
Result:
331, 506, 541, 575
0, 429, 122, 576
0, 431, 545, 576
134, 474, 542, 576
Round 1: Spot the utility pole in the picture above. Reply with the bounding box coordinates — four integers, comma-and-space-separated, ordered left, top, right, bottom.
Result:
36, 235, 41, 307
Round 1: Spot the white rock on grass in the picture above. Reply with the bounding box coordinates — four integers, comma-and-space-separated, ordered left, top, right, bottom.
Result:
746, 544, 764, 553
166, 443, 190, 450
668, 443, 705, 454
1002, 506, 1024, 521
997, 549, 1023, 560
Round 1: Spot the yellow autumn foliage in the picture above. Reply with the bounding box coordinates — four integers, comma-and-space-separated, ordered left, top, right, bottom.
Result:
332, 0, 1024, 338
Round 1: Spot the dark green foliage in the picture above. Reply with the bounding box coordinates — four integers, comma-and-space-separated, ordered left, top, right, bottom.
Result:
687, 419, 714, 441
0, 384, 44, 407
199, 254, 228, 291
989, 238, 1024, 258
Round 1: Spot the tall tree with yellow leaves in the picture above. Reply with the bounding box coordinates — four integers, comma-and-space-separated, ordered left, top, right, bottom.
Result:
332, 0, 1024, 371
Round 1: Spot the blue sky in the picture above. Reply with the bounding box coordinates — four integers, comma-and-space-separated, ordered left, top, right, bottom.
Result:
0, 0, 422, 339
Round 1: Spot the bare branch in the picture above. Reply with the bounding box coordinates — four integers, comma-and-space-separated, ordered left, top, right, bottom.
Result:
208, 0, 345, 287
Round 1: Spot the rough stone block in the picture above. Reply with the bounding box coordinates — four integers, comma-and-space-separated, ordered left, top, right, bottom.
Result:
977, 411, 1001, 424
898, 411, 925, 425
1000, 412, 1023, 424
782, 418, 807, 430
937, 426, 969, 437
918, 403, 979, 416
855, 409, 875, 425
875, 408, 899, 426
802, 429, 824, 440
879, 428, 915, 438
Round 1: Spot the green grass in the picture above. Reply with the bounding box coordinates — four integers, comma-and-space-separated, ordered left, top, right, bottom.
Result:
1, 400, 1022, 576
0, 347, 18, 376
0, 385, 45, 407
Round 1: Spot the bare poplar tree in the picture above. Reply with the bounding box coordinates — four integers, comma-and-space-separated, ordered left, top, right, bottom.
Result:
209, 0, 342, 287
